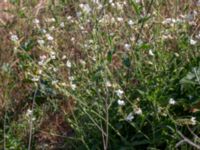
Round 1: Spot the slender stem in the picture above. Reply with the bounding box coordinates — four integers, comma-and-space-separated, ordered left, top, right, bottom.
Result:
105, 96, 109, 150
28, 84, 39, 150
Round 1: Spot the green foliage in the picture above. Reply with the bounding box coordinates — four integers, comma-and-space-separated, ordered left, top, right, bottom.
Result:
0, 0, 200, 149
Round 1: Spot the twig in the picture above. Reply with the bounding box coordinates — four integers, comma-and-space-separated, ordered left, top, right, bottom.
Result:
176, 130, 200, 149
187, 125, 200, 140
176, 139, 186, 148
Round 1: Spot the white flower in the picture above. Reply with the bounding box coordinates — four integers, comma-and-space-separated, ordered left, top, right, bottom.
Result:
69, 76, 74, 81
126, 113, 134, 122
117, 99, 125, 106
169, 98, 176, 105
61, 82, 67, 87
26, 109, 33, 116
10, 34, 19, 42
105, 81, 112, 87
47, 18, 56, 22
37, 39, 45, 46
71, 83, 76, 90
111, 3, 115, 7
51, 18, 56, 22
195, 33, 200, 39
79, 3, 91, 14
130, 36, 135, 42
50, 51, 56, 60
53, 68, 58, 72
128, 20, 134, 26
149, 49, 154, 56
41, 29, 47, 34
80, 59, 86, 65
62, 55, 67, 60
33, 18, 40, 24
116, 2, 123, 10
39, 55, 47, 62
60, 22, 65, 28
147, 61, 153, 65
66, 60, 72, 68
97, 3, 103, 10
31, 76, 39, 82
117, 17, 124, 22
67, 16, 72, 20
190, 38, 197, 45
134, 107, 142, 115
116, 89, 124, 98
135, 0, 141, 3
124, 43, 131, 50
92, 56, 96, 61
92, 0, 100, 3
52, 80, 58, 85
71, 37, 75, 42
32, 117, 36, 121
38, 60, 44, 66
191, 117, 196, 125
46, 34, 54, 41
174, 53, 179, 57
50, 26, 55, 31
38, 69, 42, 75
163, 18, 174, 24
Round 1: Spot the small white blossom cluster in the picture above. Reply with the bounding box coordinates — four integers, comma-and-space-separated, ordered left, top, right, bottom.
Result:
33, 18, 40, 25
38, 55, 47, 66
162, 18, 183, 25
10, 34, 19, 42
66, 60, 72, 68
116, 89, 125, 106
135, 0, 141, 4
79, 3, 91, 14
46, 17, 56, 23
60, 22, 65, 28
105, 80, 112, 87
134, 107, 142, 115
69, 76, 76, 90
191, 117, 196, 125
50, 51, 56, 60
37, 39, 45, 46
31, 76, 40, 82
99, 15, 115, 25
125, 112, 134, 122
190, 38, 197, 45
117, 99, 125, 106
124, 43, 131, 50
169, 98, 176, 105
110, 1, 127, 11
26, 109, 36, 121
46, 33, 54, 41
116, 89, 124, 98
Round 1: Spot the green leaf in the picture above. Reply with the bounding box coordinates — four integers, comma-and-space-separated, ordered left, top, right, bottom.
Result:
107, 50, 113, 63
123, 56, 131, 68
21, 39, 34, 51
